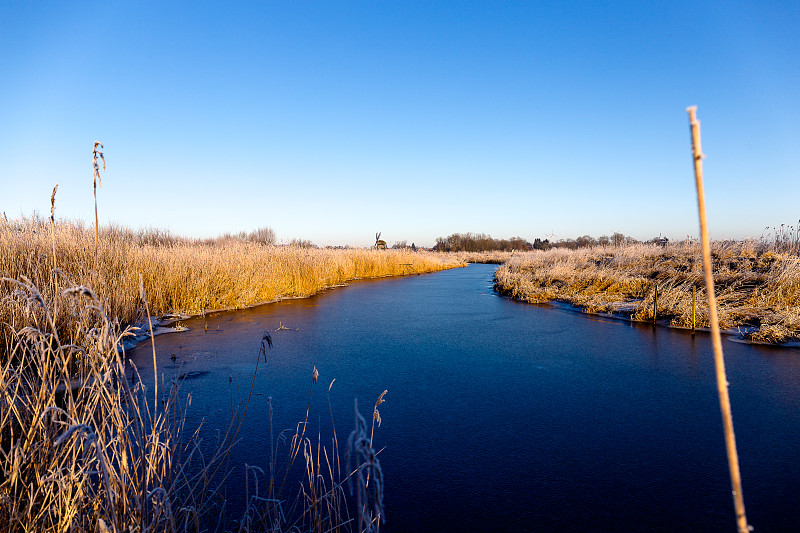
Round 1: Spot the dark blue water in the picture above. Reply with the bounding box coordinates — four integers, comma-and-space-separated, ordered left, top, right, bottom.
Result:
129, 264, 800, 532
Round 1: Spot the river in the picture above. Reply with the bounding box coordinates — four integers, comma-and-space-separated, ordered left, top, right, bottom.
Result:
129, 264, 800, 532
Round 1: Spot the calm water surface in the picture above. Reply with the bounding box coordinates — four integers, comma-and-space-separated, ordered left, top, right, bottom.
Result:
130, 264, 800, 532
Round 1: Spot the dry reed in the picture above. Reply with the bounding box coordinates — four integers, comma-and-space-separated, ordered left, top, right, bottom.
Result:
688, 105, 748, 532
92, 142, 105, 273
0, 216, 463, 353
0, 277, 222, 531
494, 241, 800, 344
0, 273, 388, 531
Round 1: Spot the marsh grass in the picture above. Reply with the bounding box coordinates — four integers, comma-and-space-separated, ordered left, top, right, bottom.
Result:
0, 216, 463, 353
0, 275, 387, 531
0, 197, 407, 529
494, 241, 800, 343
0, 277, 220, 531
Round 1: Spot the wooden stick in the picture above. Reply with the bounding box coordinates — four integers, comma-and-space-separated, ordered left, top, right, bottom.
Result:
687, 106, 750, 533
653, 283, 658, 325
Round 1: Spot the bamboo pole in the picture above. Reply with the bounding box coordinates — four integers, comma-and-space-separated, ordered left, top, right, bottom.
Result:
687, 106, 750, 533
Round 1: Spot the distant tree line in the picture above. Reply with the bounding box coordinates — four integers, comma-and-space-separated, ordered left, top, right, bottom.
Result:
543, 233, 636, 250
433, 233, 531, 252
433, 232, 668, 252
531, 233, 668, 250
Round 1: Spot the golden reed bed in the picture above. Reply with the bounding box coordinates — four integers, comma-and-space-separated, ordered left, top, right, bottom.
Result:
0, 216, 464, 350
494, 241, 800, 344
0, 215, 455, 531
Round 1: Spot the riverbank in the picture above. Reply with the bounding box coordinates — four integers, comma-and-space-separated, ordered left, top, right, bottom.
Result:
0, 216, 465, 352
0, 217, 457, 530
494, 242, 800, 345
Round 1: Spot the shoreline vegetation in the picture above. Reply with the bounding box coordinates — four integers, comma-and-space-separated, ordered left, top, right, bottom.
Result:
1, 214, 447, 532
0, 215, 464, 352
493, 241, 800, 345
1, 273, 389, 531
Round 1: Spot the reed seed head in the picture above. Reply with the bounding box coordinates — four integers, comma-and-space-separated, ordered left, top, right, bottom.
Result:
373, 390, 387, 427
92, 141, 105, 187
50, 183, 58, 223
375, 390, 387, 406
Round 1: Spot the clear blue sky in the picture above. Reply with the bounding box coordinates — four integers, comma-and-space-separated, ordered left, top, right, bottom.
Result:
1, 1, 798, 247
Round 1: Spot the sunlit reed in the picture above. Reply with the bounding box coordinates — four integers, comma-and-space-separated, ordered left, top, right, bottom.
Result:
0, 216, 464, 353
495, 241, 800, 344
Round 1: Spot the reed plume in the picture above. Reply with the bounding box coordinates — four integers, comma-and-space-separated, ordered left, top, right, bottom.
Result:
92, 141, 105, 272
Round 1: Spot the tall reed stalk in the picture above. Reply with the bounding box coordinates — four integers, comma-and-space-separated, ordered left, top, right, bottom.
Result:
688, 105, 749, 533
50, 183, 58, 323
92, 141, 105, 273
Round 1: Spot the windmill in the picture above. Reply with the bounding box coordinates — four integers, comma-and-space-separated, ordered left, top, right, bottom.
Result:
375, 232, 387, 250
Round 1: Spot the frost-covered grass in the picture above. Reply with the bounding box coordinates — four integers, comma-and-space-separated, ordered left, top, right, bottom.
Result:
0, 275, 387, 531
495, 241, 800, 344
0, 216, 463, 351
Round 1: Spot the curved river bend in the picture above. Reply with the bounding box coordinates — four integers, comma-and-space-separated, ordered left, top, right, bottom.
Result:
130, 264, 800, 532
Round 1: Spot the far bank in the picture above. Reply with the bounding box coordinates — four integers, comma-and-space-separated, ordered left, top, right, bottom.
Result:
493, 242, 800, 345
